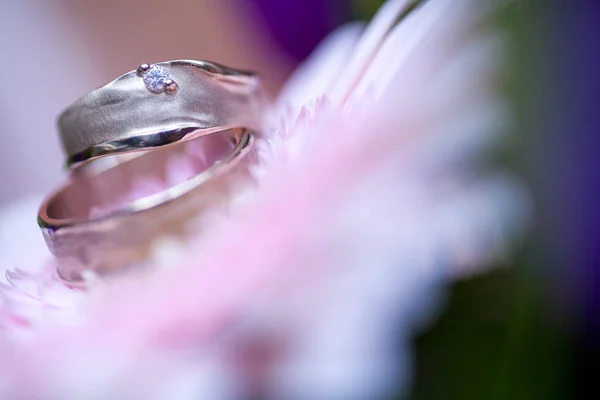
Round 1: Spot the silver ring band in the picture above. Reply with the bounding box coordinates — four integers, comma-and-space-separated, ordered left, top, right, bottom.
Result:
58, 60, 265, 168
39, 129, 255, 282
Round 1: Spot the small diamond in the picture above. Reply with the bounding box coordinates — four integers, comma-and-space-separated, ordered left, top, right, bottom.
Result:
142, 66, 169, 93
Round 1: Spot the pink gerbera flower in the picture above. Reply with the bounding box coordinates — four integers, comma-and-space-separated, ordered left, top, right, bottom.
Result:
0, 0, 529, 398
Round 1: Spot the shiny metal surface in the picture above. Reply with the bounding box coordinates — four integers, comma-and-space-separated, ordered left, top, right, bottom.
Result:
59, 59, 265, 168
39, 130, 255, 282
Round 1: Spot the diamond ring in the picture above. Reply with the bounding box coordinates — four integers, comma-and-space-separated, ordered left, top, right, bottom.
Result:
58, 59, 265, 168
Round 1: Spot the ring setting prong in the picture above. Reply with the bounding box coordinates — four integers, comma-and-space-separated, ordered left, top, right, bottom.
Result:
137, 63, 151, 76
164, 79, 178, 94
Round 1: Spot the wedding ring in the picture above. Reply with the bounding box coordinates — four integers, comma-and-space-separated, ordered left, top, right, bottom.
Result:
59, 60, 264, 168
38, 129, 254, 282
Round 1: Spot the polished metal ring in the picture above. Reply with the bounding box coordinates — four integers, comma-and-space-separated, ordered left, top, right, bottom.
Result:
39, 129, 255, 282
59, 59, 265, 168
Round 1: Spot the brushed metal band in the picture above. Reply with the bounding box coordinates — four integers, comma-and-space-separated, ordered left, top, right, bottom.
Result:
58, 60, 265, 168
38, 129, 255, 282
